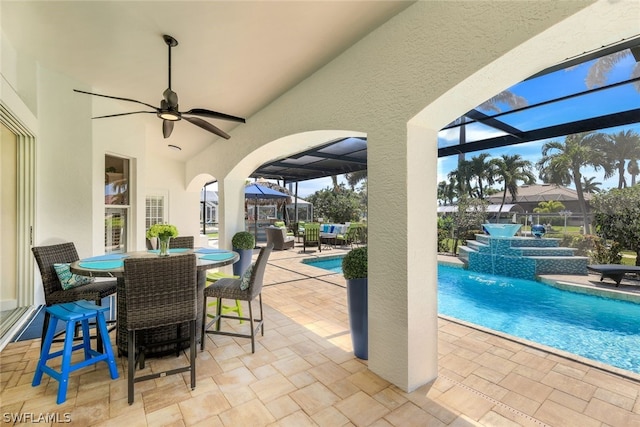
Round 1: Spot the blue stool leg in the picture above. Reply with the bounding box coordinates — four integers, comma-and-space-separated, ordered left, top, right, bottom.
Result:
56, 319, 77, 404
81, 319, 92, 360
32, 316, 59, 386
95, 311, 119, 379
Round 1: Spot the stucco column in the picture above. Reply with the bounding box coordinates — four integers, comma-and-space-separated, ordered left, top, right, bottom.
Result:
367, 124, 438, 391
218, 178, 247, 250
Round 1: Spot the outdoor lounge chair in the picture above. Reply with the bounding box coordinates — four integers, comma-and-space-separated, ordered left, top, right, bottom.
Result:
336, 223, 361, 248
587, 264, 640, 286
265, 226, 295, 250
302, 222, 321, 253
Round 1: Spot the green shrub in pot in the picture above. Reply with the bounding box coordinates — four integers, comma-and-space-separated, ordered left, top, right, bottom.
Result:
342, 246, 368, 359
232, 231, 255, 250
231, 231, 255, 275
342, 246, 367, 279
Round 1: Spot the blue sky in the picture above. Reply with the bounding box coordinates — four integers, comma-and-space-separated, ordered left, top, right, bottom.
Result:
437, 50, 640, 193
232, 49, 639, 199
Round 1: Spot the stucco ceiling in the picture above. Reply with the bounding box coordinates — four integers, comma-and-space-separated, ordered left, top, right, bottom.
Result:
1, 1, 413, 160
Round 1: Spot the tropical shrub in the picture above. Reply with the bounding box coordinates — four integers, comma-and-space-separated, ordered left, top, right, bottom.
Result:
593, 186, 640, 266
589, 240, 622, 264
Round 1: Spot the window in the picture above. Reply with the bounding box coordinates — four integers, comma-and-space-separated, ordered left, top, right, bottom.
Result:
105, 155, 130, 253
146, 195, 166, 229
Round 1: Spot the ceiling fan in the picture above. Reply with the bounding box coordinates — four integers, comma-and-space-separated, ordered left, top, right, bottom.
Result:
74, 34, 245, 139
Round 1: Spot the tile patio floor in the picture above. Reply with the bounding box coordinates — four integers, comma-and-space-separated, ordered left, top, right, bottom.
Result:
1, 245, 639, 426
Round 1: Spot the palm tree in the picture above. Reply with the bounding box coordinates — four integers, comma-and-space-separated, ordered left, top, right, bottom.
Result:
345, 170, 367, 190
330, 175, 340, 193
468, 153, 496, 199
491, 154, 536, 220
601, 130, 640, 189
536, 132, 611, 233
628, 159, 640, 187
457, 90, 528, 162
437, 180, 457, 206
448, 160, 473, 198
581, 176, 602, 194
585, 49, 640, 92
478, 91, 528, 113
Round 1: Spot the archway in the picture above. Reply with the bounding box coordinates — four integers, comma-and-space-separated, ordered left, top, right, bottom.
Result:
216, 130, 366, 248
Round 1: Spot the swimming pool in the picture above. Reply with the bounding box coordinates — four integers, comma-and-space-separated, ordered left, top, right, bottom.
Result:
304, 257, 640, 374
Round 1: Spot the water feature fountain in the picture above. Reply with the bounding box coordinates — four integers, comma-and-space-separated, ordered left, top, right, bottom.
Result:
458, 223, 588, 280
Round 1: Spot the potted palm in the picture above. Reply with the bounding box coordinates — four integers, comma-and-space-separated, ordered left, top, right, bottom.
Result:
342, 246, 368, 359
232, 231, 255, 276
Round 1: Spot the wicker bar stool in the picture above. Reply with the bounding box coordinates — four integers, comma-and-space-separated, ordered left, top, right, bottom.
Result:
205, 271, 243, 322
169, 236, 194, 249
202, 244, 272, 353
32, 243, 117, 352
123, 254, 198, 405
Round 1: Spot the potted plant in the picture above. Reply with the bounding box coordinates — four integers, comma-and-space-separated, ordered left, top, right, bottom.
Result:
232, 231, 255, 276
146, 223, 178, 256
342, 246, 368, 359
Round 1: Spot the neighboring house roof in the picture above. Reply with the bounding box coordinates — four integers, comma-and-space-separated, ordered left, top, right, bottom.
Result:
486, 184, 593, 204
200, 190, 219, 204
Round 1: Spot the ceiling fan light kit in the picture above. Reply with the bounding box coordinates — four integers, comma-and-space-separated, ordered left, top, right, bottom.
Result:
74, 34, 245, 140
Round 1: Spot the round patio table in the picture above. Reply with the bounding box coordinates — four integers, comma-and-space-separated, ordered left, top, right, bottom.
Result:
70, 248, 238, 357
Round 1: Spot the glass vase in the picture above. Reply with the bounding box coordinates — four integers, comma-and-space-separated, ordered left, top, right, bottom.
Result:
158, 235, 171, 256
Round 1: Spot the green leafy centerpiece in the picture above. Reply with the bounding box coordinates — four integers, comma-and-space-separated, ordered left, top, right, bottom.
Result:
146, 223, 178, 256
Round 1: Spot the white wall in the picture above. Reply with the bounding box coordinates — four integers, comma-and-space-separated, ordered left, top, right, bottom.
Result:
1, 35, 199, 305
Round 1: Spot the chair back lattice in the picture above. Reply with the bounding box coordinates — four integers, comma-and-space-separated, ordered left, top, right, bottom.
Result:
123, 254, 197, 331
169, 236, 194, 249
32, 243, 80, 302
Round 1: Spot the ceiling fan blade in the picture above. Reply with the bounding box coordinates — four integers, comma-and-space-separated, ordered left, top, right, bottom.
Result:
183, 108, 246, 123
183, 116, 230, 139
163, 88, 179, 108
163, 120, 174, 139
92, 111, 156, 119
74, 89, 158, 110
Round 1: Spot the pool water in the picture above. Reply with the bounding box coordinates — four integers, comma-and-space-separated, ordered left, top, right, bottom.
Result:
305, 257, 640, 374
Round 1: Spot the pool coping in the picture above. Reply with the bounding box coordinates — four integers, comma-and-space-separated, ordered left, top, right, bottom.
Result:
538, 276, 640, 304
440, 314, 640, 384
305, 256, 640, 383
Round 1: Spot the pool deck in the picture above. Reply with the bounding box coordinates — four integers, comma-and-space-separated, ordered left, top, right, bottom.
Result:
1, 245, 639, 426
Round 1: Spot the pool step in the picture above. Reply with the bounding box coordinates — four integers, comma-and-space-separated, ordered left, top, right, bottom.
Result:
476, 234, 560, 248
529, 256, 589, 275
457, 246, 472, 262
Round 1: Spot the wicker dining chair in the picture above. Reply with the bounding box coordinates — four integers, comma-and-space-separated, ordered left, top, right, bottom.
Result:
169, 236, 194, 249
201, 244, 273, 353
123, 254, 198, 405
32, 243, 117, 351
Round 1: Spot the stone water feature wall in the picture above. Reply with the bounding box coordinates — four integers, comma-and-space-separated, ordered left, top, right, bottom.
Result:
458, 233, 588, 280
